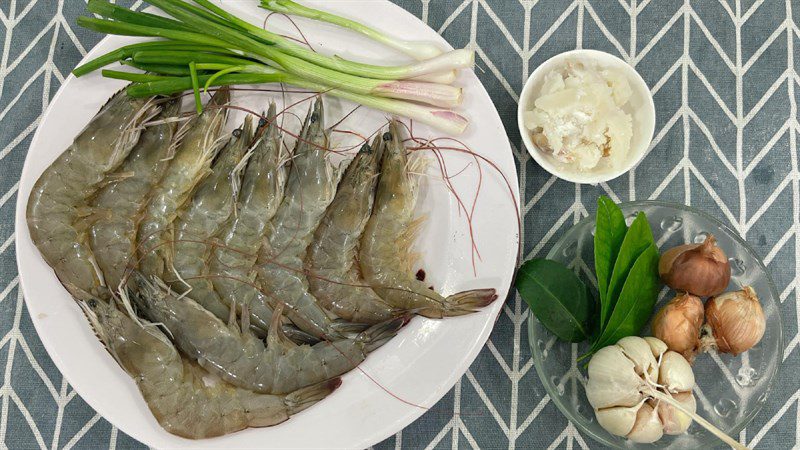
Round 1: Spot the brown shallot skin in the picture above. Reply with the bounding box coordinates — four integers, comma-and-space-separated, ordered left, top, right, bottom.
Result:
651, 293, 704, 361
658, 235, 731, 297
704, 286, 766, 355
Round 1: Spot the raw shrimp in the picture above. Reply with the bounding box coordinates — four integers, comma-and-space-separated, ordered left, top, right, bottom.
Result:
209, 104, 287, 333
89, 98, 182, 292
306, 137, 400, 323
26, 90, 158, 300
137, 88, 228, 281
131, 273, 403, 395
166, 116, 252, 320
256, 98, 357, 339
359, 121, 497, 317
81, 298, 339, 439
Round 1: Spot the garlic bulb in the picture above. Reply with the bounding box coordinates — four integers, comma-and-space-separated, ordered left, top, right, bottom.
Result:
658, 235, 731, 296
652, 293, 704, 361
627, 403, 664, 443
658, 392, 696, 435
704, 286, 766, 355
586, 337, 744, 448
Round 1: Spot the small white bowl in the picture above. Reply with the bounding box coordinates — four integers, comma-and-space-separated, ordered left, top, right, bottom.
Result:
517, 49, 656, 184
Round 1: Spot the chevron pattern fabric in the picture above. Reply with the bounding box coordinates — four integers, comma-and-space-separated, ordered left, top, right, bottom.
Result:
2, 0, 799, 448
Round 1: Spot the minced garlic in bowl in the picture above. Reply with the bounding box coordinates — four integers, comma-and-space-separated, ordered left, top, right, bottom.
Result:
523, 62, 633, 172
518, 49, 655, 184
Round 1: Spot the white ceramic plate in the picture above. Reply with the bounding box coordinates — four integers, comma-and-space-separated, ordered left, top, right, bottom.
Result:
14, 1, 520, 448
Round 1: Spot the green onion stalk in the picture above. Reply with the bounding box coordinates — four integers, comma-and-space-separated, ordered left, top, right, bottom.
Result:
72, 0, 473, 133
106, 69, 469, 135
261, 0, 445, 61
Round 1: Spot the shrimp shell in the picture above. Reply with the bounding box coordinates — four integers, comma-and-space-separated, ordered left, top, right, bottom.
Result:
306, 136, 400, 323
256, 98, 358, 340
81, 298, 339, 439
26, 90, 159, 300
131, 273, 403, 395
210, 103, 287, 333
166, 116, 253, 320
137, 88, 229, 281
359, 121, 497, 317
89, 98, 182, 292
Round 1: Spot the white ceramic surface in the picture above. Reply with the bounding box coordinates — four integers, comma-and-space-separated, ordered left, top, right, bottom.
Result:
13, 2, 520, 448
517, 49, 656, 184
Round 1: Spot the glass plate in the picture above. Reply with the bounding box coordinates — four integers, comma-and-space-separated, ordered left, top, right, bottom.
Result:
528, 201, 782, 449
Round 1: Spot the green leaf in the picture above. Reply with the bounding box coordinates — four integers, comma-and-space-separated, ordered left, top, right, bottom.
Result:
516, 259, 593, 343
592, 244, 661, 350
594, 196, 626, 314
601, 212, 654, 327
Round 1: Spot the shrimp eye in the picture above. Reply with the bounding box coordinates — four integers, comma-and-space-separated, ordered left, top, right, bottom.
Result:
382, 132, 392, 141
232, 128, 242, 138
258, 117, 268, 127
88, 299, 98, 308
360, 144, 371, 154
310, 112, 319, 123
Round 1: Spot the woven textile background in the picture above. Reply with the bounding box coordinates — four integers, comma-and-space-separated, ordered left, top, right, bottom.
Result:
1, 0, 798, 448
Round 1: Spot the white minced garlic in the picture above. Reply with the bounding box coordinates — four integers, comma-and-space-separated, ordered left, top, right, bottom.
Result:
524, 62, 633, 172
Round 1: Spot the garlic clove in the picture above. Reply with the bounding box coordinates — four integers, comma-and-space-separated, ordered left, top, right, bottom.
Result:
626, 403, 664, 443
658, 351, 695, 392
586, 377, 644, 410
595, 401, 644, 437
658, 392, 696, 435
644, 336, 668, 359
652, 293, 704, 361
586, 345, 644, 409
617, 336, 659, 382
658, 235, 731, 297
705, 286, 766, 355
588, 345, 641, 386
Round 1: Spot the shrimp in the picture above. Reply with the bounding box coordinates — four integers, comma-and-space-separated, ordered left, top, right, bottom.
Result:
131, 273, 403, 395
26, 90, 159, 300
80, 298, 340, 439
209, 104, 287, 334
165, 117, 252, 320
306, 137, 400, 324
136, 88, 228, 281
89, 98, 182, 292
359, 121, 497, 317
256, 98, 359, 340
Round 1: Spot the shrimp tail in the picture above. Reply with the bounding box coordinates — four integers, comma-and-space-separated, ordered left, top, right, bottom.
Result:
357, 316, 408, 353
284, 377, 342, 415
330, 319, 370, 335
440, 288, 499, 316
281, 327, 319, 345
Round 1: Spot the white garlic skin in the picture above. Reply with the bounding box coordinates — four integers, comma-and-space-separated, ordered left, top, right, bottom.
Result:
617, 336, 659, 381
658, 351, 695, 393
658, 392, 696, 435
626, 403, 664, 443
586, 345, 644, 409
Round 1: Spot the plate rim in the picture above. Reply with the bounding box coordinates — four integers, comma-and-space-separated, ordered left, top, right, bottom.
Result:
13, 1, 521, 448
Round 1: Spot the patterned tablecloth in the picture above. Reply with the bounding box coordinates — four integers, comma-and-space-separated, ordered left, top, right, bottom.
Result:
1, 0, 798, 448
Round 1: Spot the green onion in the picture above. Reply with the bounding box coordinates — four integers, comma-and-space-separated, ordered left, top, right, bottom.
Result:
261, 0, 445, 60
101, 70, 171, 83
192, 0, 472, 81
73, 0, 472, 133
126, 72, 469, 135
